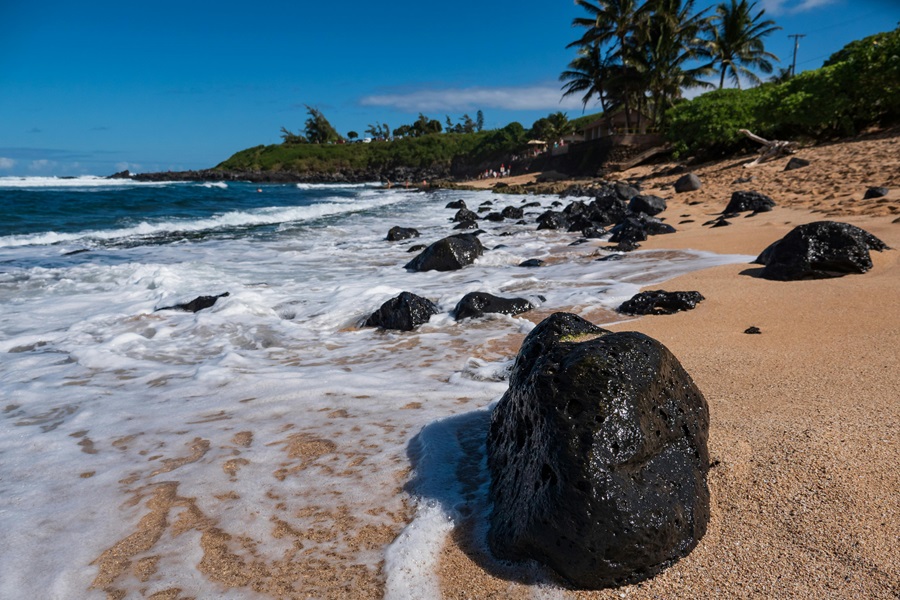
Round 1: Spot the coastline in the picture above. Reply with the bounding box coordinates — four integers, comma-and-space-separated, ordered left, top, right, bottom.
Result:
437, 133, 900, 598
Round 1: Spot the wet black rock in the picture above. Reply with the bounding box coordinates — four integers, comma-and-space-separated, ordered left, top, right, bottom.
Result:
674, 173, 702, 193
784, 157, 810, 171
407, 244, 426, 253
157, 292, 230, 313
754, 221, 888, 280
452, 292, 534, 320
501, 205, 525, 219
487, 312, 710, 589
453, 208, 479, 222
618, 290, 705, 315
453, 220, 479, 230
608, 217, 649, 245
405, 234, 485, 272
485, 212, 505, 222
363, 291, 438, 331
723, 190, 776, 214
446, 199, 467, 209
522, 201, 542, 209
519, 258, 545, 267
863, 186, 889, 199
536, 210, 569, 231
628, 194, 667, 216
386, 226, 420, 241
744, 326, 761, 334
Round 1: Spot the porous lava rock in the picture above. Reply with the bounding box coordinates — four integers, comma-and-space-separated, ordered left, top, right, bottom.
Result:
723, 190, 776, 214
404, 234, 485, 272
536, 211, 569, 231
487, 312, 710, 589
863, 186, 889, 199
674, 173, 702, 193
608, 217, 649, 245
446, 199, 467, 209
452, 292, 534, 320
363, 291, 438, 331
618, 290, 705, 315
754, 221, 888, 280
157, 292, 229, 313
628, 194, 667, 216
453, 208, 479, 223
386, 226, 420, 241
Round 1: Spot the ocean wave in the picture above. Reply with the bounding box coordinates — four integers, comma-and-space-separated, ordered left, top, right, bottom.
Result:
295, 182, 380, 190
0, 176, 182, 189
197, 182, 228, 189
0, 194, 406, 248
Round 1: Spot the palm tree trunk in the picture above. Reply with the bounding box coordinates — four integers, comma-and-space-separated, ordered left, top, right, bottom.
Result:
719, 68, 726, 89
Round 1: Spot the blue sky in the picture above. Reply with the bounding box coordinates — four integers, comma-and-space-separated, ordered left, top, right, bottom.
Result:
1, 0, 897, 176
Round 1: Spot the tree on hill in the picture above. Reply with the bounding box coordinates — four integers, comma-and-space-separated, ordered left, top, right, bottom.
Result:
347, 131, 358, 142
304, 106, 342, 143
412, 113, 442, 136
476, 110, 485, 132
531, 112, 574, 143
708, 0, 780, 89
280, 126, 308, 145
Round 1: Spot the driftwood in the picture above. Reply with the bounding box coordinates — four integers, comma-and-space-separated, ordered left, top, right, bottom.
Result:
739, 129, 798, 168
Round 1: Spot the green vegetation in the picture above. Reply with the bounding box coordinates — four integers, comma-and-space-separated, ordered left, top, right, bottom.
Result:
666, 26, 900, 158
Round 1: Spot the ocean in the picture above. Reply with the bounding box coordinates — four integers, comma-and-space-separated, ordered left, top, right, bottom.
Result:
0, 177, 750, 598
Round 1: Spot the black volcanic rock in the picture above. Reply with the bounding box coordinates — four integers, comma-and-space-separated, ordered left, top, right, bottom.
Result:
863, 186, 889, 199
536, 210, 569, 231
386, 226, 420, 241
452, 292, 534, 320
501, 205, 525, 219
754, 221, 888, 280
157, 292, 229, 313
674, 173, 702, 193
519, 258, 545, 267
614, 182, 640, 200
453, 208, 479, 223
363, 291, 438, 331
404, 234, 485, 272
487, 312, 710, 589
446, 199, 467, 209
723, 190, 776, 214
453, 220, 478, 230
628, 194, 667, 216
608, 217, 649, 245
618, 290, 705, 315
784, 157, 810, 171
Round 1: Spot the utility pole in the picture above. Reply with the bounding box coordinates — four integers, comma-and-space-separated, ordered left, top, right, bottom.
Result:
788, 34, 806, 77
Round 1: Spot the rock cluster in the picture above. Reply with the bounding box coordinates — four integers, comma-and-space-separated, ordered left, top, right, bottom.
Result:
618, 290, 705, 315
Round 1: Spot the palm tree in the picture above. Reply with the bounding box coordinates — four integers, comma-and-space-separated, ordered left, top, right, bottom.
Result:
560, 44, 613, 113
640, 0, 716, 126
570, 0, 650, 130
708, 0, 781, 89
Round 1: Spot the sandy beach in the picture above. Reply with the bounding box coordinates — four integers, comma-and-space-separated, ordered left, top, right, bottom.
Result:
437, 131, 899, 598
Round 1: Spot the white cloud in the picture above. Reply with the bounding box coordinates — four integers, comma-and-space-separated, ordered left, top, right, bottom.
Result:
29, 159, 56, 172
360, 85, 586, 113
0, 157, 15, 170
759, 0, 838, 15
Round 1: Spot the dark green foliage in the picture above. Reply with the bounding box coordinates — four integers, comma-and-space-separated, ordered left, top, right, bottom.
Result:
303, 106, 343, 144
666, 26, 900, 158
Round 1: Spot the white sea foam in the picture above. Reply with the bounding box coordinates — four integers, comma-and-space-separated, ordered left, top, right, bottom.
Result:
198, 181, 228, 188
0, 185, 754, 598
295, 181, 380, 190
0, 175, 181, 188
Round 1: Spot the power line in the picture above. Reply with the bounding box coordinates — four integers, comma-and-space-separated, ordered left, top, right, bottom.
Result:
788, 34, 806, 77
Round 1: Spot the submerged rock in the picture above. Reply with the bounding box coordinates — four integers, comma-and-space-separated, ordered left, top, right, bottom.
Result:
754, 221, 887, 280
487, 312, 710, 589
452, 292, 534, 320
446, 199, 467, 209
453, 208, 479, 223
618, 290, 705, 315
723, 190, 776, 214
386, 226, 420, 241
405, 234, 485, 272
363, 291, 438, 331
157, 292, 229, 313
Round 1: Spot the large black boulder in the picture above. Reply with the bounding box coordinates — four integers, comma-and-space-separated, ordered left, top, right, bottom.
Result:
452, 292, 534, 320
386, 226, 420, 241
608, 217, 649, 245
536, 210, 569, 231
453, 208, 479, 223
618, 290, 705, 315
754, 221, 888, 280
363, 291, 438, 331
628, 194, 667, 216
487, 312, 710, 589
446, 199, 467, 209
722, 190, 776, 214
404, 233, 485, 272
501, 205, 525, 219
